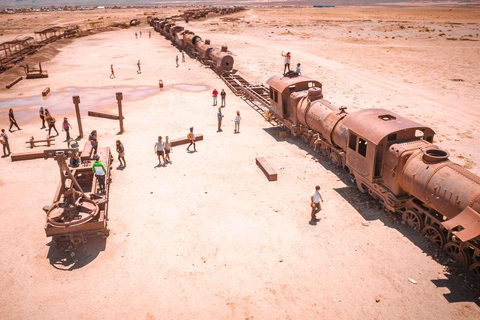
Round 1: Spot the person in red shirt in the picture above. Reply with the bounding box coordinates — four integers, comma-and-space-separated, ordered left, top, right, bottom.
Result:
212, 89, 218, 106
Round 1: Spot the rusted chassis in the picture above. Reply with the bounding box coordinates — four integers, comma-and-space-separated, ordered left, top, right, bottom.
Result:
265, 75, 480, 277
44, 148, 113, 250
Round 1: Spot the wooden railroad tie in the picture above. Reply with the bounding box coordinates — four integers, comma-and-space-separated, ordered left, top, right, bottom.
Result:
170, 134, 204, 147
11, 151, 45, 162
6, 77, 23, 89
88, 111, 122, 120
42, 87, 50, 96
255, 157, 278, 181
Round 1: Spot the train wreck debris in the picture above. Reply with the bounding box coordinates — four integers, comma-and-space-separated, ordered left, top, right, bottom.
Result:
43, 148, 113, 252
0, 37, 40, 72
24, 62, 48, 79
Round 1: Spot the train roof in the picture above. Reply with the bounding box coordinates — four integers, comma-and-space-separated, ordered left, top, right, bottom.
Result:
342, 108, 435, 145
266, 75, 322, 93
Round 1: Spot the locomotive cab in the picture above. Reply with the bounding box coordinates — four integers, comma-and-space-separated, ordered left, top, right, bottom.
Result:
265, 75, 322, 121
342, 109, 435, 188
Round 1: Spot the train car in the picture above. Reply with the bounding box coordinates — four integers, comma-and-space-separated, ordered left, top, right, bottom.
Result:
43, 148, 113, 252
266, 74, 480, 277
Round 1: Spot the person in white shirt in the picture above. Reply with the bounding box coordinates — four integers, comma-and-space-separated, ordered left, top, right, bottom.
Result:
295, 63, 301, 76
310, 185, 324, 223
165, 136, 172, 164
154, 136, 166, 166
234, 111, 242, 134
281, 51, 291, 75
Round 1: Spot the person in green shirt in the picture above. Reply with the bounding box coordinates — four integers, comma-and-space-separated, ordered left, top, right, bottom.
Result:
92, 155, 107, 194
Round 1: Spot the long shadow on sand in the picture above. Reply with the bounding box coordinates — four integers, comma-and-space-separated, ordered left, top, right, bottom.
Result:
47, 237, 106, 271
262, 126, 480, 306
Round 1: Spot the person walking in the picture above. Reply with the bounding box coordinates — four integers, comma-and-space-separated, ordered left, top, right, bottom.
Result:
181, 50, 185, 62
89, 130, 98, 157
92, 155, 107, 194
234, 111, 241, 133
149, 31, 151, 38
186, 127, 196, 152
116, 140, 126, 168
165, 136, 172, 164
220, 89, 226, 107
310, 185, 324, 224
1, 129, 11, 157
45, 109, 59, 136
176, 55, 179, 68
217, 108, 224, 132
62, 117, 72, 141
154, 136, 166, 166
137, 60, 141, 74
39, 107, 46, 129
110, 64, 115, 79
212, 89, 218, 106
281, 51, 291, 75
8, 109, 21, 132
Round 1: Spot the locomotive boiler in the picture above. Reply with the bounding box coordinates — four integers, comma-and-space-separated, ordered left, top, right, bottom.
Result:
265, 74, 480, 277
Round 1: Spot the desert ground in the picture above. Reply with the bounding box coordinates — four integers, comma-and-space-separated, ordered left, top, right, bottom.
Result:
1, 6, 480, 320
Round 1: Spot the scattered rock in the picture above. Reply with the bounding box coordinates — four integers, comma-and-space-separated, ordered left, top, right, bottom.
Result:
362, 221, 369, 226
408, 278, 417, 284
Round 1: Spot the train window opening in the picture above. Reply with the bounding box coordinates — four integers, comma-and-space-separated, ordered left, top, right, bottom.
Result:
288, 85, 296, 91
379, 114, 396, 121
415, 130, 424, 140
269, 87, 273, 100
308, 82, 316, 88
358, 138, 367, 157
388, 133, 397, 142
274, 90, 278, 103
426, 136, 433, 143
349, 133, 357, 151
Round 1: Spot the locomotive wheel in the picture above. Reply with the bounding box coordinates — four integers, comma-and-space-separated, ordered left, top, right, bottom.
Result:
443, 242, 470, 267
403, 210, 424, 231
422, 225, 446, 248
468, 262, 480, 279
302, 132, 311, 144
330, 152, 341, 167
47, 198, 99, 227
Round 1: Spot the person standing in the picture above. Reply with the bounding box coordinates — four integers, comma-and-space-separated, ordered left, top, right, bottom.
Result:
8, 109, 21, 132
149, 31, 151, 38
154, 136, 166, 166
212, 89, 218, 106
165, 136, 172, 164
137, 60, 141, 74
140, 31, 142, 37
39, 107, 46, 129
181, 50, 185, 62
45, 109, 58, 136
310, 185, 324, 224
186, 127, 196, 152
281, 51, 291, 75
62, 117, 72, 141
234, 111, 241, 133
135, 32, 137, 39
220, 89, 226, 107
176, 55, 179, 68
1, 129, 11, 157
116, 140, 126, 168
110, 64, 115, 79
217, 108, 224, 132
92, 155, 107, 194
89, 130, 98, 157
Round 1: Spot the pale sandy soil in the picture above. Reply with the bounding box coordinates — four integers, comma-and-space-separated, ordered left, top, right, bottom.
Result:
1, 7, 480, 320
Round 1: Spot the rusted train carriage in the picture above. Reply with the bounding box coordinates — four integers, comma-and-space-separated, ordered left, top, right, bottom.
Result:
43, 147, 113, 252
265, 74, 480, 277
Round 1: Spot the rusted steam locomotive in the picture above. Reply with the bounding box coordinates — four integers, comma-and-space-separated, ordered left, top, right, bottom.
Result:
150, 18, 234, 74
265, 74, 480, 277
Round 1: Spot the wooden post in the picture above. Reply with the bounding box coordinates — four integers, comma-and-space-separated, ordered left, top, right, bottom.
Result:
116, 92, 124, 134
73, 95, 83, 138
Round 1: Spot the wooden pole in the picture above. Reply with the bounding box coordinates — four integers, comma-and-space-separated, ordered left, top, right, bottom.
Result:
73, 95, 83, 139
116, 92, 124, 134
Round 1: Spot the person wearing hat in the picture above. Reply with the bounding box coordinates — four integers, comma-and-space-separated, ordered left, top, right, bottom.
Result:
62, 117, 72, 141
69, 140, 80, 168
92, 155, 107, 194
281, 51, 291, 75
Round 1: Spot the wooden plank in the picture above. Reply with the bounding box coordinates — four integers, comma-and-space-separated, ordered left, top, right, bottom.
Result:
11, 151, 44, 162
42, 87, 50, 96
170, 134, 204, 147
88, 111, 122, 120
80, 141, 93, 161
6, 76, 23, 89
255, 157, 277, 181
